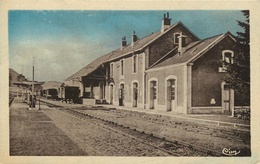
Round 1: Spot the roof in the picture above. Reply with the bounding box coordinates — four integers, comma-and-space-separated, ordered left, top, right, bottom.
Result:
150, 32, 234, 69
66, 51, 112, 81
9, 68, 19, 76
107, 31, 162, 61
9, 68, 27, 81
66, 30, 163, 81
13, 81, 44, 86
66, 20, 205, 82
108, 21, 200, 61
66, 29, 165, 81
66, 22, 194, 81
41, 81, 62, 90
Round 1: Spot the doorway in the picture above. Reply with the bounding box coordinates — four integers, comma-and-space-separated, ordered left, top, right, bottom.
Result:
110, 84, 114, 104
133, 82, 138, 107
149, 81, 157, 109
99, 81, 104, 99
221, 82, 234, 115
166, 79, 176, 111
119, 83, 124, 106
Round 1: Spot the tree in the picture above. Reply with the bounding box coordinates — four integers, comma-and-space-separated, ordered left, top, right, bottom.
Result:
224, 10, 250, 105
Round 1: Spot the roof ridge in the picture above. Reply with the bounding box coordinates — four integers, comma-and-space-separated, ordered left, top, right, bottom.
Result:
45, 81, 62, 83
140, 22, 180, 49
178, 21, 200, 40
148, 33, 227, 70
108, 22, 181, 62
201, 33, 223, 41
187, 33, 225, 63
183, 33, 223, 53
137, 30, 160, 41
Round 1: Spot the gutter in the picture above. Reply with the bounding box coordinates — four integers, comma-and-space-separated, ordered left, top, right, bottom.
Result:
145, 63, 186, 73
148, 47, 178, 69
66, 64, 102, 81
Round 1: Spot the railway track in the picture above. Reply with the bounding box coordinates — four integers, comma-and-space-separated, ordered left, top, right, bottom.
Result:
64, 109, 182, 156
63, 108, 217, 156
9, 97, 15, 106
40, 100, 224, 156
101, 109, 250, 144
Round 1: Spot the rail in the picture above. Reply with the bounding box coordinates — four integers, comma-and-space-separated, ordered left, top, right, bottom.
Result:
9, 97, 15, 106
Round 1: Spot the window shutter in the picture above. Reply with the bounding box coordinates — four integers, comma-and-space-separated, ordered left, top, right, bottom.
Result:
150, 87, 153, 100
167, 86, 171, 101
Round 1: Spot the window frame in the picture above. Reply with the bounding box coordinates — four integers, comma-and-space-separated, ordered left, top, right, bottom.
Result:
153, 81, 157, 99
169, 79, 176, 100
174, 32, 181, 44
132, 54, 138, 74
110, 62, 114, 78
150, 80, 157, 100
120, 59, 125, 76
222, 50, 234, 65
220, 50, 234, 72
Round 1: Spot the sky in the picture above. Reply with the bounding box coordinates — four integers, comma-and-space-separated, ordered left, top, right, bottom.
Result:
8, 10, 247, 82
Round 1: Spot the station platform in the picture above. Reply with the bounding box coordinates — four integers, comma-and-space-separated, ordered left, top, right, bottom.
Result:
38, 98, 250, 129
9, 97, 87, 156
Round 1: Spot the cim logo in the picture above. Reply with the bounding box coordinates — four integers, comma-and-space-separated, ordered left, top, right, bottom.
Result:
222, 148, 240, 156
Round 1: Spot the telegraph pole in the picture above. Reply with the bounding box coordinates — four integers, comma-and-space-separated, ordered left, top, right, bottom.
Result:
29, 57, 36, 109
32, 57, 35, 98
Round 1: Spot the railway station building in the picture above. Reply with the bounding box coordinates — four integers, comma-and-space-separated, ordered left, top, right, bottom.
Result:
65, 13, 249, 114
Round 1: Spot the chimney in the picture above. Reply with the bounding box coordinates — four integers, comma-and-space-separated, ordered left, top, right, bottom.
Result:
161, 12, 171, 33
131, 31, 138, 46
178, 32, 187, 55
121, 36, 127, 50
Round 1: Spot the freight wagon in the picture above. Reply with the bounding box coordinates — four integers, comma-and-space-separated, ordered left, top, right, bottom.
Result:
44, 89, 58, 99
58, 86, 80, 104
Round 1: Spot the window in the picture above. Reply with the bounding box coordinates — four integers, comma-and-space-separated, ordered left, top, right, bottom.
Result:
174, 33, 181, 44
110, 63, 114, 77
219, 50, 234, 72
132, 55, 137, 73
151, 81, 157, 99
85, 86, 93, 98
170, 79, 176, 100
120, 60, 124, 75
223, 51, 234, 64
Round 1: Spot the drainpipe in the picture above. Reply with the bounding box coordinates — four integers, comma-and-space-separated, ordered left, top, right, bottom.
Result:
187, 63, 193, 114
143, 72, 147, 109
230, 89, 235, 117
143, 49, 147, 109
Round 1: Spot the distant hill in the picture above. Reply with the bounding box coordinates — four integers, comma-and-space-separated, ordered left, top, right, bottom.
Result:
9, 68, 27, 86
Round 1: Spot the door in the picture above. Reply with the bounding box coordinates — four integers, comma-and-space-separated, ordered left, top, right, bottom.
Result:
133, 83, 138, 107
99, 81, 104, 99
110, 84, 114, 104
119, 84, 124, 106
166, 79, 176, 111
150, 81, 156, 109
222, 83, 234, 115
